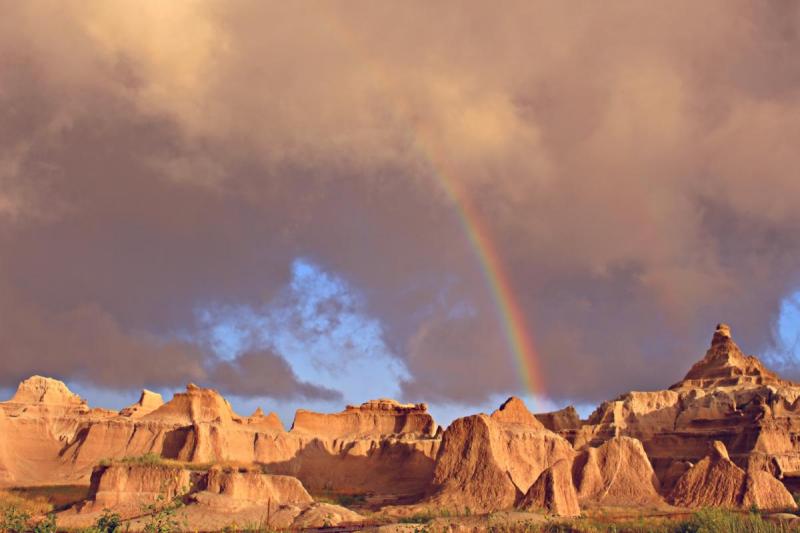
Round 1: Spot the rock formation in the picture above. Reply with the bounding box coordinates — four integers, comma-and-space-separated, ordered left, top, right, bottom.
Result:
4, 323, 800, 524
535, 405, 582, 433
58, 463, 363, 530
538, 324, 800, 496
1, 382, 439, 500
573, 436, 662, 505
669, 440, 796, 511
291, 398, 436, 438
426, 397, 574, 514
9, 375, 87, 405
490, 396, 545, 428
517, 459, 580, 517
87, 463, 193, 511
119, 390, 164, 418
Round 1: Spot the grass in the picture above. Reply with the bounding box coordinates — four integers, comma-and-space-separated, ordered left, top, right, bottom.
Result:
397, 511, 436, 524
530, 508, 800, 532
102, 454, 265, 475
7, 485, 89, 512
118, 453, 168, 467
0, 490, 53, 516
390, 508, 800, 533
313, 490, 369, 509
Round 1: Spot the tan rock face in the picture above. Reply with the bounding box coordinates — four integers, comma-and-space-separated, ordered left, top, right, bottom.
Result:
58, 463, 363, 531
0, 381, 439, 498
143, 384, 239, 425
539, 325, 800, 497
119, 390, 164, 418
535, 405, 582, 433
244, 408, 284, 431
671, 323, 786, 390
9, 375, 86, 405
669, 440, 796, 511
426, 398, 574, 513
204, 467, 313, 506
517, 459, 580, 517
291, 398, 436, 439
89, 464, 193, 511
7, 323, 800, 517
490, 397, 545, 429
573, 436, 662, 506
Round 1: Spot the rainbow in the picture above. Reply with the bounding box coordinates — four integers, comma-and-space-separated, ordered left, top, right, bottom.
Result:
320, 11, 545, 400
419, 148, 546, 401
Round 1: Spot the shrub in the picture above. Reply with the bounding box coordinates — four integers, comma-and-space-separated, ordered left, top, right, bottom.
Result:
31, 513, 57, 533
1, 504, 31, 533
94, 508, 123, 533
141, 489, 187, 533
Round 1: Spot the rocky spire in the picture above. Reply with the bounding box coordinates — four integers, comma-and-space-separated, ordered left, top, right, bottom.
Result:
670, 324, 786, 389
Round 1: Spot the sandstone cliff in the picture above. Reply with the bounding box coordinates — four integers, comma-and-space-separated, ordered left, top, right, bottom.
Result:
538, 323, 800, 497
58, 463, 363, 530
4, 322, 800, 523
425, 397, 574, 514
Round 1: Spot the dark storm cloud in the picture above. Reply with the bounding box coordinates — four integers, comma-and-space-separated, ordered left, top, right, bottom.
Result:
2, 1, 800, 405
209, 350, 341, 401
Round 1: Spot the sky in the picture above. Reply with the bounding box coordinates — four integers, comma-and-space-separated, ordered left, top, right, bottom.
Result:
2, 1, 800, 427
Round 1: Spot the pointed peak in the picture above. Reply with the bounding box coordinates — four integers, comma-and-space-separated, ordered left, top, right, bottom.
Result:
709, 440, 730, 461
713, 323, 732, 343
670, 324, 787, 390
490, 397, 544, 429
245, 407, 284, 431
119, 389, 164, 418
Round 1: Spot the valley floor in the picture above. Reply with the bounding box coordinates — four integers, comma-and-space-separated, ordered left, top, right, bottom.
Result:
3, 485, 800, 532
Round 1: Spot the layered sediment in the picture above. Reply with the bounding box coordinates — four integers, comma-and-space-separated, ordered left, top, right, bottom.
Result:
2, 323, 800, 523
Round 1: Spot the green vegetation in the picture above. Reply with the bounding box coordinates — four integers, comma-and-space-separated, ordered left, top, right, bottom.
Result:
1, 505, 31, 533
392, 508, 800, 532
398, 511, 436, 524
30, 513, 56, 533
119, 453, 165, 467
140, 488, 188, 533
313, 490, 368, 508
529, 508, 800, 532
8, 485, 89, 512
93, 508, 123, 533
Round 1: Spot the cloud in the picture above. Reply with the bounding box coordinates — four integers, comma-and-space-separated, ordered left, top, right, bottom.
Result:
209, 349, 341, 401
2, 1, 800, 408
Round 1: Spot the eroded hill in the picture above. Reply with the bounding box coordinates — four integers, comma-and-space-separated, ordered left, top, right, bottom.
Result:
2, 324, 800, 530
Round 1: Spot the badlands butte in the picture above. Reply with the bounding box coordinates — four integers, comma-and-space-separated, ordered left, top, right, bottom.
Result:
3, 323, 800, 530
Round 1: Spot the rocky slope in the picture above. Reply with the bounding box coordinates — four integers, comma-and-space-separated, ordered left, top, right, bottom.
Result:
2, 323, 800, 523
539, 324, 800, 497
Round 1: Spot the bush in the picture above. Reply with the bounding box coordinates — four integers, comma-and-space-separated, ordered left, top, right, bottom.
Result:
94, 508, 123, 533
141, 490, 187, 533
1, 504, 31, 533
31, 513, 57, 533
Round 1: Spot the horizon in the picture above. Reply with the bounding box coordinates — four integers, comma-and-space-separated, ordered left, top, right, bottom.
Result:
0, 322, 778, 428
